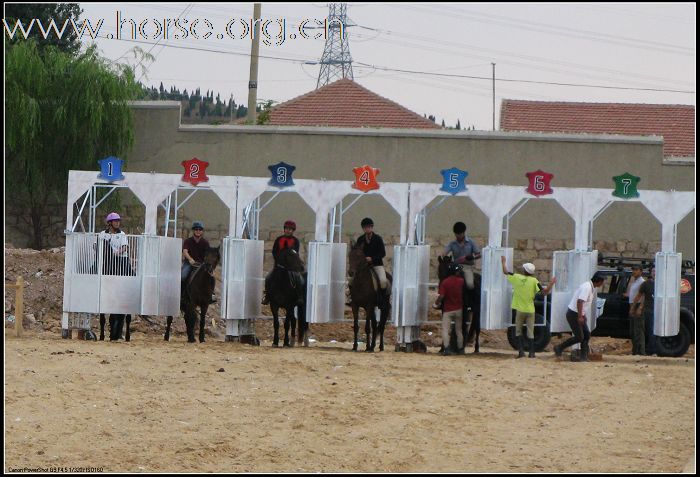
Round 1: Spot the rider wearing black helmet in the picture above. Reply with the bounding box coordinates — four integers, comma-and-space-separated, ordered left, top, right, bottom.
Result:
441, 221, 481, 290
350, 217, 389, 305
182, 221, 215, 303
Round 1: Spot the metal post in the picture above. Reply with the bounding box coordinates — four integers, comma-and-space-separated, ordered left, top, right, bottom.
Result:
247, 3, 262, 124
492, 62, 496, 131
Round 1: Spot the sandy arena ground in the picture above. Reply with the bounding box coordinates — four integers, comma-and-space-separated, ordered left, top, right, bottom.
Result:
4, 329, 695, 473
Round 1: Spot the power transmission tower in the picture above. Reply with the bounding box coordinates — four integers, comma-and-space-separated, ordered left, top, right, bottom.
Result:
317, 3, 354, 88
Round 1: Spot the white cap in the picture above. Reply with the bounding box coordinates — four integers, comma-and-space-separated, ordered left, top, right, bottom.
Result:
523, 263, 536, 275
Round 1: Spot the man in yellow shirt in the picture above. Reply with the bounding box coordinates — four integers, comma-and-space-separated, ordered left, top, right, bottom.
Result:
501, 256, 556, 358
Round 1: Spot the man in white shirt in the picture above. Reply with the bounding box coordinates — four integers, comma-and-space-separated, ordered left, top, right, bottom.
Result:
553, 272, 605, 361
624, 265, 646, 355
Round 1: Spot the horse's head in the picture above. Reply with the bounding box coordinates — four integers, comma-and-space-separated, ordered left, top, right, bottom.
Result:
277, 248, 305, 272
347, 239, 368, 278
437, 255, 453, 282
204, 245, 221, 272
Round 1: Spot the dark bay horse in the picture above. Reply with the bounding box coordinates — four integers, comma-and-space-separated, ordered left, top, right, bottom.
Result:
269, 248, 307, 347
348, 240, 391, 352
165, 246, 220, 343
437, 256, 482, 353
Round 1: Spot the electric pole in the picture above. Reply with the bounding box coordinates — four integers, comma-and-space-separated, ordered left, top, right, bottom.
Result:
247, 3, 262, 123
317, 3, 354, 88
492, 62, 496, 131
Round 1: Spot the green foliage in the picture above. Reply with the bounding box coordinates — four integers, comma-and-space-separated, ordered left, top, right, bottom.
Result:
256, 100, 276, 125
6, 41, 142, 248
4, 3, 83, 55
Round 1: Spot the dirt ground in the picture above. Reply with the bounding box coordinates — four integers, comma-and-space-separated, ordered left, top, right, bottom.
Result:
4, 245, 696, 472
4, 329, 695, 473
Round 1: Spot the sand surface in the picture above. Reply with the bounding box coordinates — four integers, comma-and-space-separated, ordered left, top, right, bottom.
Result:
4, 330, 695, 473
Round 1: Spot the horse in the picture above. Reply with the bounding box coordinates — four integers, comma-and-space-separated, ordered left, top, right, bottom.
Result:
437, 256, 482, 353
164, 246, 221, 343
347, 240, 391, 352
268, 248, 307, 347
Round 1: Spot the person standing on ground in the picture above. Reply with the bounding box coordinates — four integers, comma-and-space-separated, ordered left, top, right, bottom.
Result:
553, 273, 605, 361
434, 263, 465, 356
624, 264, 646, 355
633, 266, 656, 356
501, 256, 556, 358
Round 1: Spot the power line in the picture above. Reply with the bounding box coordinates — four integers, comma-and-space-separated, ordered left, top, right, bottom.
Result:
353, 62, 695, 94
94, 36, 694, 94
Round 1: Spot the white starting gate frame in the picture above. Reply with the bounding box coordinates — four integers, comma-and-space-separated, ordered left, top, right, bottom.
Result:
64, 169, 694, 343
62, 171, 184, 338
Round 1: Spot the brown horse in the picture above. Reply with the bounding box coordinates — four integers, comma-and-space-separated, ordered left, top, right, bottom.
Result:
165, 246, 220, 343
347, 240, 391, 352
437, 255, 482, 353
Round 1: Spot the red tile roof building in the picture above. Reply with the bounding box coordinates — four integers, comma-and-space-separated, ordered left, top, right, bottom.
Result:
267, 79, 440, 129
500, 100, 695, 159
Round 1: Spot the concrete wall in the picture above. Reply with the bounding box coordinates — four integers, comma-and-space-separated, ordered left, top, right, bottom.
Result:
119, 101, 694, 262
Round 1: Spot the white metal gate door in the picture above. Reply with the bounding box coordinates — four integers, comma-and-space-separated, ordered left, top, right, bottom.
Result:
306, 242, 347, 323
480, 247, 514, 330
139, 236, 181, 317
392, 245, 430, 327
221, 238, 264, 337
654, 252, 681, 337
550, 250, 598, 333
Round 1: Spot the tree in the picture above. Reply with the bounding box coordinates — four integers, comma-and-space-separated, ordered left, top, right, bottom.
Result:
456, 119, 461, 130
4, 3, 83, 55
6, 41, 142, 249
441, 119, 446, 127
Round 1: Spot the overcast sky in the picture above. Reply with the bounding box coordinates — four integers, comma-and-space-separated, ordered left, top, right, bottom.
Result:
78, 2, 695, 130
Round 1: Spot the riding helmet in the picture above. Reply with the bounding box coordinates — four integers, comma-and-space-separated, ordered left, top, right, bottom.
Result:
453, 221, 466, 234
105, 212, 121, 223
284, 220, 296, 230
361, 217, 374, 228
192, 221, 205, 230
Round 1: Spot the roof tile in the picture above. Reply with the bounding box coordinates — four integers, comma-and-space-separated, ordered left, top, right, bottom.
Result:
499, 100, 695, 157
268, 79, 440, 129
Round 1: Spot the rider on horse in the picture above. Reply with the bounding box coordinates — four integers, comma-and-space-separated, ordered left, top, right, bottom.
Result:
181, 221, 215, 304
349, 217, 390, 308
262, 220, 304, 306
441, 221, 481, 290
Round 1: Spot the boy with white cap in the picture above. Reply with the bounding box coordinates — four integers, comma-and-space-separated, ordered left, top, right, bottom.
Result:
501, 256, 556, 358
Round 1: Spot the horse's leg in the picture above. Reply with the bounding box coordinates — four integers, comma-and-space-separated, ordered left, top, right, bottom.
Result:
283, 309, 291, 347
165, 315, 173, 341
108, 315, 116, 340
299, 306, 308, 347
473, 308, 481, 354
379, 308, 387, 352
290, 307, 297, 346
364, 308, 372, 352
272, 305, 280, 347
99, 314, 106, 341
125, 314, 131, 342
185, 305, 196, 343
352, 305, 360, 351
199, 304, 208, 343
370, 309, 378, 352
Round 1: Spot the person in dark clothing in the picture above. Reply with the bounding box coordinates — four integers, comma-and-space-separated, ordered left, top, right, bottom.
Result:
262, 220, 303, 305
633, 266, 656, 356
348, 217, 389, 307
181, 221, 215, 303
